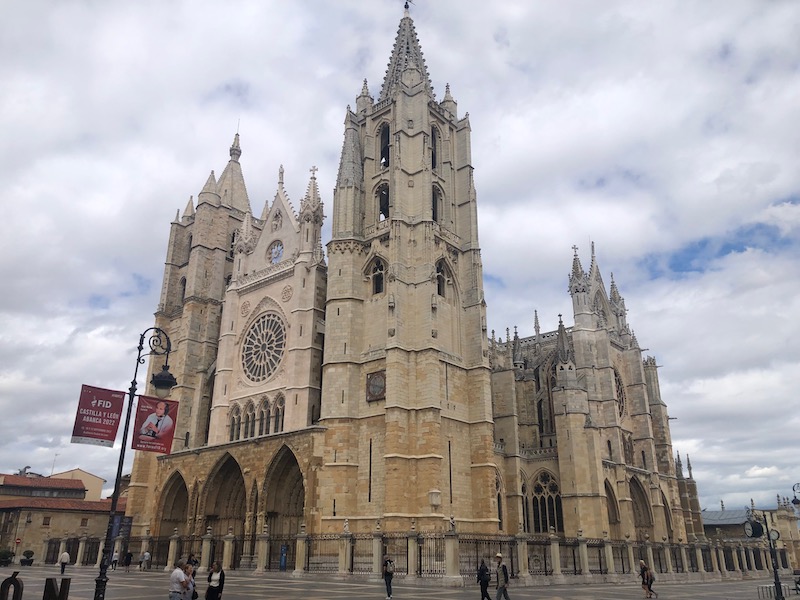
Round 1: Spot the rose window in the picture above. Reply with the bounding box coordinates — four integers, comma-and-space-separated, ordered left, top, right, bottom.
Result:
241, 312, 286, 382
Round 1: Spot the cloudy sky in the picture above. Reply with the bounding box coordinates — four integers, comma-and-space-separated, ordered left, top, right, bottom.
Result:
1, 0, 798, 512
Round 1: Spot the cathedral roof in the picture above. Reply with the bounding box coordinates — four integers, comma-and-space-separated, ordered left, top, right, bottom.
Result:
379, 4, 433, 101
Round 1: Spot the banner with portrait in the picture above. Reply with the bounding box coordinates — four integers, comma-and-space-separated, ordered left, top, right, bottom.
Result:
71, 385, 125, 447
131, 395, 179, 454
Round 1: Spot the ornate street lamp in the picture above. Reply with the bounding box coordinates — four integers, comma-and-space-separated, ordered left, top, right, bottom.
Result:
94, 327, 177, 600
745, 505, 784, 600
791, 483, 800, 507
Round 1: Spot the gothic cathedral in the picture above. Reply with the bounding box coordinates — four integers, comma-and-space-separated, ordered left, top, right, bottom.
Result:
126, 7, 704, 565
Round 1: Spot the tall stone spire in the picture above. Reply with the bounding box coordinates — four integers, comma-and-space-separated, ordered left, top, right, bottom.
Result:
379, 5, 433, 101
336, 108, 363, 189
568, 245, 588, 295
216, 134, 251, 213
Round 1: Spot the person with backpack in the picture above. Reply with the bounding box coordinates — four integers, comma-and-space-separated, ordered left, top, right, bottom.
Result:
495, 553, 511, 600
382, 554, 395, 599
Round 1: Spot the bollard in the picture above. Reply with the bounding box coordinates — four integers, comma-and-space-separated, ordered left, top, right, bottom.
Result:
0, 572, 23, 600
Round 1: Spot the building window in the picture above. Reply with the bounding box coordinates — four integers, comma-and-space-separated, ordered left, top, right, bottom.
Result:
379, 123, 390, 168
614, 368, 626, 417
529, 471, 564, 533
377, 183, 390, 221
371, 259, 386, 295
243, 404, 255, 438
241, 312, 287, 383
258, 399, 270, 435
179, 277, 187, 303
43, 517, 51, 527
80, 518, 88, 527
431, 126, 439, 170
432, 186, 443, 223
274, 396, 285, 433
496, 475, 503, 531
436, 260, 447, 297
229, 406, 241, 441
229, 232, 236, 258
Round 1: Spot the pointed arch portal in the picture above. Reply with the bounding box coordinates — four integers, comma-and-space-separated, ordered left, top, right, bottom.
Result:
204, 454, 247, 537
263, 446, 305, 535
158, 472, 189, 536
630, 477, 654, 541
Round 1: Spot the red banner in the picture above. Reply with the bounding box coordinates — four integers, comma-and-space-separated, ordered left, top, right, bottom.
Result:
71, 385, 125, 447
131, 395, 179, 454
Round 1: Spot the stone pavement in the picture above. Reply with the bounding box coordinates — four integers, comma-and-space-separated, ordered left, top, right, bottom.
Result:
0, 565, 789, 600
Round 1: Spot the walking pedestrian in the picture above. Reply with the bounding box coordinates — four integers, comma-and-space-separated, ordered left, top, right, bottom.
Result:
382, 553, 395, 599
639, 560, 658, 598
143, 550, 152, 570
111, 550, 119, 570
477, 558, 492, 600
123, 551, 133, 572
59, 550, 70, 575
495, 553, 511, 600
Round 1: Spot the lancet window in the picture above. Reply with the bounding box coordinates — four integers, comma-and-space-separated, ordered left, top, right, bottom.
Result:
432, 186, 442, 223
371, 259, 386, 295
258, 399, 270, 435
229, 406, 241, 441
526, 471, 563, 533
377, 183, 390, 221
435, 260, 447, 297
431, 126, 439, 170
379, 123, 390, 168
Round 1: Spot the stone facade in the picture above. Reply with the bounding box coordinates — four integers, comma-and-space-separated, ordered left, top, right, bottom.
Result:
125, 7, 712, 573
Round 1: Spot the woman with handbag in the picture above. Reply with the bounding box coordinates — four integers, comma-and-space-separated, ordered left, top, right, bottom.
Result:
205, 561, 225, 600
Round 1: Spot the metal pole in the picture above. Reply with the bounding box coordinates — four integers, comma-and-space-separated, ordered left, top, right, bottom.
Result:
93, 328, 173, 600
763, 511, 784, 600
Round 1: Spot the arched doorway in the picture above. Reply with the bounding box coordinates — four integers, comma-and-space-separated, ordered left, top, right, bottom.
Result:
605, 480, 622, 540
158, 472, 189, 537
203, 454, 247, 537
263, 445, 304, 535
629, 477, 654, 541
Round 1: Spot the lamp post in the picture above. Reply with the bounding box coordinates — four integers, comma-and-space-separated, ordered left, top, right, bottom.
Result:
746, 506, 784, 600
791, 484, 800, 508
93, 327, 177, 600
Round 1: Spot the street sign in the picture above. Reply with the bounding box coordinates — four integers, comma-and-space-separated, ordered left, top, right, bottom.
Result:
15, 538, 21, 545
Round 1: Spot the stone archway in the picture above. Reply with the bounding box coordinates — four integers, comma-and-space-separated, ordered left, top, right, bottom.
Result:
630, 477, 654, 541
157, 471, 189, 537
204, 454, 247, 537
263, 445, 304, 535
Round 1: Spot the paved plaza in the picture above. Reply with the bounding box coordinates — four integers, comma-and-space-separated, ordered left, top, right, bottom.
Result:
1, 565, 794, 600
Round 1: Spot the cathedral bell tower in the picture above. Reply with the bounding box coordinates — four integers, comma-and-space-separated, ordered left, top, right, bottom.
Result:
317, 6, 496, 533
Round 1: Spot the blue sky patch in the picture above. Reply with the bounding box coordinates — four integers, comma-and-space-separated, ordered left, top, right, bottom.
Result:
204, 80, 252, 108
88, 294, 110, 310
640, 222, 790, 278
484, 273, 506, 290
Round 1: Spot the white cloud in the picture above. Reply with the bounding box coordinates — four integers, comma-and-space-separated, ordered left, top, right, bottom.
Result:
0, 0, 798, 511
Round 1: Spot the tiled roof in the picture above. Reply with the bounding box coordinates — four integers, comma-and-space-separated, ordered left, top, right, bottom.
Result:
0, 497, 125, 512
701, 509, 749, 526
0, 475, 86, 490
